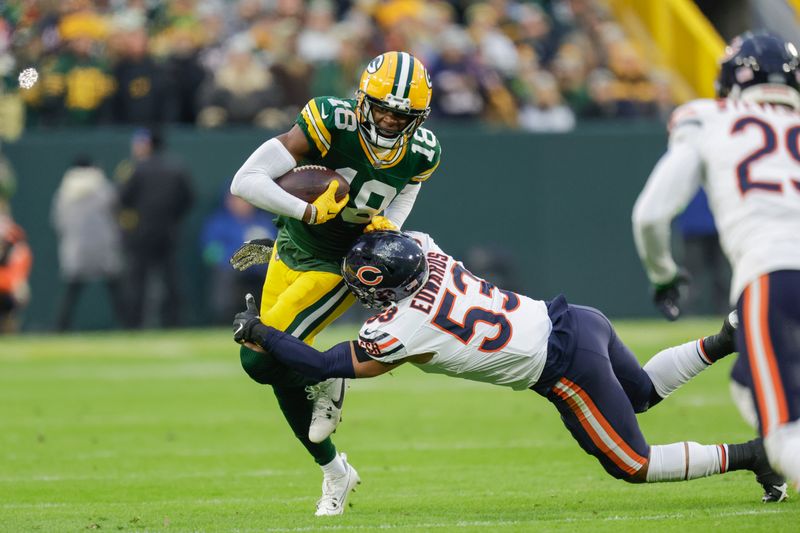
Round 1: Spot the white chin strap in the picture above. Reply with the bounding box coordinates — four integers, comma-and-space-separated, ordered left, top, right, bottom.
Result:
736, 84, 800, 110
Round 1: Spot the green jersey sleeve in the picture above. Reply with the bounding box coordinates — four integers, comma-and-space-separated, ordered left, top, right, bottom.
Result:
409, 126, 442, 183
295, 96, 358, 159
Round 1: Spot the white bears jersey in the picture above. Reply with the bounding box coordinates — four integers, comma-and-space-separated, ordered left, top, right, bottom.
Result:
357, 232, 551, 390
633, 98, 800, 303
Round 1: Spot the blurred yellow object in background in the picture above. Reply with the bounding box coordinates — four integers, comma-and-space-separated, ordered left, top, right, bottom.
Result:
606, 0, 725, 101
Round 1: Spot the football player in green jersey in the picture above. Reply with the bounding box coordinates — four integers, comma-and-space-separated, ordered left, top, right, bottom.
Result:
229, 51, 441, 516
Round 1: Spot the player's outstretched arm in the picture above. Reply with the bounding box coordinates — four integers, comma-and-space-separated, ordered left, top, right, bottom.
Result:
230, 126, 320, 224
233, 294, 397, 379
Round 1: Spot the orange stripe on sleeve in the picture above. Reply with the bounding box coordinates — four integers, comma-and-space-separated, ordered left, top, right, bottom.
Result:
378, 337, 399, 350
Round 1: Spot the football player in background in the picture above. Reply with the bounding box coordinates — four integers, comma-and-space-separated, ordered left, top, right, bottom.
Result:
228, 51, 441, 515
632, 32, 800, 492
233, 231, 787, 504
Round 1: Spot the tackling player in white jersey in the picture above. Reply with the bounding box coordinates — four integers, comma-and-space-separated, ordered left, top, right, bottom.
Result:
233, 230, 787, 505
633, 31, 800, 492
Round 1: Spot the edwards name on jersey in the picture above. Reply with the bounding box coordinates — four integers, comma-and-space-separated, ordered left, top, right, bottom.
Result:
277, 97, 441, 272
357, 232, 551, 390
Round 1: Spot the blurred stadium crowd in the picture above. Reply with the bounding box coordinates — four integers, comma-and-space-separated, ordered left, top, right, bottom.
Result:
0, 0, 674, 134
0, 0, 688, 332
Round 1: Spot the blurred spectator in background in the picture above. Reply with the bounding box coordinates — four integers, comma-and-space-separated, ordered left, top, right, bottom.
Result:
200, 191, 276, 324
466, 3, 518, 79
1, 0, 678, 131
581, 68, 622, 119
677, 190, 731, 315
517, 70, 575, 132
110, 13, 174, 125
429, 27, 486, 121
0, 36, 25, 142
552, 41, 592, 117
51, 155, 126, 331
309, 31, 363, 97
268, 19, 313, 112
297, 0, 341, 64
513, 3, 560, 67
0, 209, 31, 334
164, 25, 206, 125
119, 128, 194, 328
606, 40, 657, 118
39, 6, 114, 126
196, 33, 284, 128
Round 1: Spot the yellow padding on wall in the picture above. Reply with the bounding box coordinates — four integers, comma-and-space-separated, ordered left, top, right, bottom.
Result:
606, 0, 725, 100
788, 0, 800, 21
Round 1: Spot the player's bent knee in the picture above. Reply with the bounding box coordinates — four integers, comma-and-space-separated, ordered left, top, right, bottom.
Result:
592, 454, 648, 483
604, 463, 648, 484
240, 345, 278, 385
627, 462, 649, 483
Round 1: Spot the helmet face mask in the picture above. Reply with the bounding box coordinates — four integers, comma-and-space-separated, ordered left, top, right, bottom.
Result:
358, 95, 428, 148
356, 52, 432, 152
716, 31, 800, 108
342, 231, 428, 310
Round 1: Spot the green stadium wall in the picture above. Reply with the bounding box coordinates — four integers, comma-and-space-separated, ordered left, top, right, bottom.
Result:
4, 122, 673, 331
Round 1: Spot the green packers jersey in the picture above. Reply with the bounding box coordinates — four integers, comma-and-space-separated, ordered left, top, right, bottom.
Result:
276, 96, 441, 273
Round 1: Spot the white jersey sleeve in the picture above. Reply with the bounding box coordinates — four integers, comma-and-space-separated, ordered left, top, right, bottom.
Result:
357, 311, 414, 363
632, 100, 710, 285
405, 230, 444, 255
383, 183, 421, 229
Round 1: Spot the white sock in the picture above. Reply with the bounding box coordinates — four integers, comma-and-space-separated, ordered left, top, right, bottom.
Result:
643, 340, 710, 399
765, 420, 800, 490
321, 453, 346, 478
646, 442, 725, 482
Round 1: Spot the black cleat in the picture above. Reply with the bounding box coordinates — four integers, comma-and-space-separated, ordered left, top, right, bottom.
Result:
702, 311, 739, 362
752, 438, 789, 503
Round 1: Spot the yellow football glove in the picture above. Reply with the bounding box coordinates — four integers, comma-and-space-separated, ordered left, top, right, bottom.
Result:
364, 215, 398, 233
309, 181, 349, 225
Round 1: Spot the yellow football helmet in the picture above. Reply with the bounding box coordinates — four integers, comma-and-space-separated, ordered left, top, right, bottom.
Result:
356, 51, 432, 149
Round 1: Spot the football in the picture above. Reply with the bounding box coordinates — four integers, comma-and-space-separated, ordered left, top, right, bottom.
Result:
275, 165, 350, 203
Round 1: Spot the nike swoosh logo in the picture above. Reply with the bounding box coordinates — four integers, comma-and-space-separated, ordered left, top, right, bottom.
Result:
234, 323, 244, 336
332, 380, 346, 409
320, 105, 329, 119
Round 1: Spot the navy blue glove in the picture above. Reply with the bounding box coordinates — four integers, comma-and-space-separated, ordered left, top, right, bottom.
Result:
653, 271, 691, 321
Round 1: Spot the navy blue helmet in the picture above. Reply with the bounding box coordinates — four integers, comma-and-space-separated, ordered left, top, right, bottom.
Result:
342, 231, 427, 309
716, 31, 800, 98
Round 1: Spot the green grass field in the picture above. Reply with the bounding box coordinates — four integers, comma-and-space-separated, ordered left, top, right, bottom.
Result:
1, 319, 798, 532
